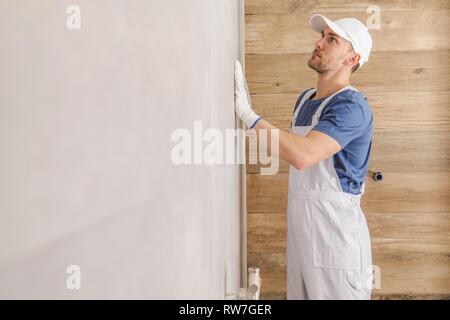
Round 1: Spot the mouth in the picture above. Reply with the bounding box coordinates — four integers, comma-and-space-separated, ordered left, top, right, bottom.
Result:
313, 52, 321, 58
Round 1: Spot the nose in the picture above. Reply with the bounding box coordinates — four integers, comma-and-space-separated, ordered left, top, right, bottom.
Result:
315, 37, 324, 51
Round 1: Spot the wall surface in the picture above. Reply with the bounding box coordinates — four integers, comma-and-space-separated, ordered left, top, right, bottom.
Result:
0, 0, 241, 299
245, 0, 450, 299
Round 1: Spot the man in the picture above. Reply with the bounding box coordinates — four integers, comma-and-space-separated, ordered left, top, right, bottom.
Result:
234, 14, 374, 300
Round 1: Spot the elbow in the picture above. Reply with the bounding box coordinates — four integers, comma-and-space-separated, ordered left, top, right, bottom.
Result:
292, 159, 307, 171
292, 155, 313, 171
292, 159, 304, 171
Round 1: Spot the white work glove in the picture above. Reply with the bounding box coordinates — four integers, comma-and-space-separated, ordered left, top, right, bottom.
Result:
234, 61, 262, 128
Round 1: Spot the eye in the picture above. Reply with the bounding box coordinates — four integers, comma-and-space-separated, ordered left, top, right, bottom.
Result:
329, 37, 336, 43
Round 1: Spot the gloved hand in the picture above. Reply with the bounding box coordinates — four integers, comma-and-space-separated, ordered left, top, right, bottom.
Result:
234, 61, 262, 128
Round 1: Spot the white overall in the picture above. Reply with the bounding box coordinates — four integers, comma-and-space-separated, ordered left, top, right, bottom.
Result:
287, 86, 372, 300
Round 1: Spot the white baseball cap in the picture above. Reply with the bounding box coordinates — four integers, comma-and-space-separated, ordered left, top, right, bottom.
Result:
309, 14, 373, 68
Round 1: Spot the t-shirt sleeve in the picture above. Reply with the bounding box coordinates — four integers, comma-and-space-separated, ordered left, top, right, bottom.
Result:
312, 99, 367, 149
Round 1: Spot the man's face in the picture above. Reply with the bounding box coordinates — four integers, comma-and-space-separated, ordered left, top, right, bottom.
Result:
308, 26, 356, 73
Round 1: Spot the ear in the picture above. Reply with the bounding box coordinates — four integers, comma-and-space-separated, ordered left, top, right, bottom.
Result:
345, 51, 361, 69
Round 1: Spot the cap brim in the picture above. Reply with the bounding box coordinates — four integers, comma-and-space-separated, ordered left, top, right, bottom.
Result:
309, 14, 352, 43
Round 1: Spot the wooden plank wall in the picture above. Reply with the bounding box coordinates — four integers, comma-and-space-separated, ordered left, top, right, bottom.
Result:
245, 0, 450, 300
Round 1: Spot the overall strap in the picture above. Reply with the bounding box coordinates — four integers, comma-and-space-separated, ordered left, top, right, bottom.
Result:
292, 88, 316, 126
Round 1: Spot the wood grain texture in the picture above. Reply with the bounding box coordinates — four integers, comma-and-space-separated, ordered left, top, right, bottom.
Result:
372, 242, 450, 294
248, 214, 287, 252
245, 51, 450, 94
246, 10, 450, 54
245, 0, 450, 15
371, 293, 450, 300
366, 212, 450, 244
249, 242, 450, 295
245, 0, 450, 299
248, 213, 450, 252
247, 172, 450, 214
248, 91, 450, 132
247, 131, 450, 173
259, 292, 450, 300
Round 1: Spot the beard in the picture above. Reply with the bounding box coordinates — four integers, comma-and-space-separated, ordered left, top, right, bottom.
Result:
308, 55, 328, 74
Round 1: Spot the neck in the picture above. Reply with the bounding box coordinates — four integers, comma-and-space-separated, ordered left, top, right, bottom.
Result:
314, 71, 351, 100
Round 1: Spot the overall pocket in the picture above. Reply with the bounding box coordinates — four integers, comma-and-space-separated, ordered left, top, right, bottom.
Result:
310, 199, 361, 270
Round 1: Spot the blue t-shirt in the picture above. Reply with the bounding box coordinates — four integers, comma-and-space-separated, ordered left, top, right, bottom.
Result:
292, 88, 374, 195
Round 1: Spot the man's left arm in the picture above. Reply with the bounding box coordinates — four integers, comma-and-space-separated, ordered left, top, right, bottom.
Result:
234, 61, 342, 171
252, 119, 342, 171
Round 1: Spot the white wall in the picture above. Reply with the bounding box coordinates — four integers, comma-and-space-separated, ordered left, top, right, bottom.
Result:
0, 0, 241, 299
